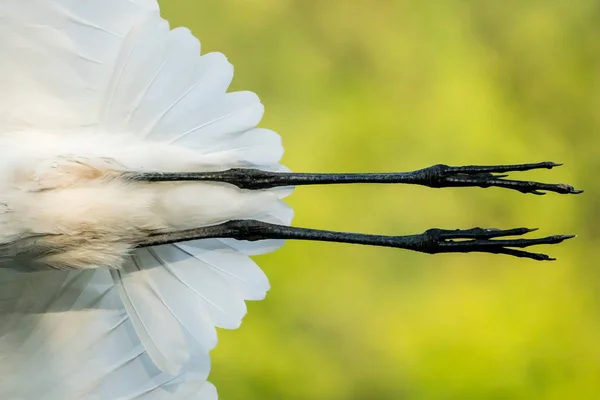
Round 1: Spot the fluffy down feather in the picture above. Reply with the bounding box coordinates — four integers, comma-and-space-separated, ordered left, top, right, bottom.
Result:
0, 0, 291, 398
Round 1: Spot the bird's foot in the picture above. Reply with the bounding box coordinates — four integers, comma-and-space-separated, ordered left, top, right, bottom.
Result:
413, 162, 582, 195
413, 227, 575, 260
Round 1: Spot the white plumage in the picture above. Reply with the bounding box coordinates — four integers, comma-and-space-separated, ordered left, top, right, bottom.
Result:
0, 1, 292, 398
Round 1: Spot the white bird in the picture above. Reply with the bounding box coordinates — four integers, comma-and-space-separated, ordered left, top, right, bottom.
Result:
0, 1, 580, 399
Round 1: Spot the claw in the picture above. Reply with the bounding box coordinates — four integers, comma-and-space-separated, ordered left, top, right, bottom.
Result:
429, 162, 584, 195
426, 228, 576, 261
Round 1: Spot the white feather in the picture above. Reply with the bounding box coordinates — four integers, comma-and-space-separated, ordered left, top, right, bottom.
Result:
0, 268, 213, 399
0, 0, 292, 398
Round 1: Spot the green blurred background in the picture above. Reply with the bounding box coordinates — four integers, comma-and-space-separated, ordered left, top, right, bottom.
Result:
160, 1, 598, 398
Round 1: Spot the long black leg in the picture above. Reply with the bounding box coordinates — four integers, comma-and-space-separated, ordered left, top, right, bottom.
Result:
134, 220, 575, 261
123, 162, 582, 195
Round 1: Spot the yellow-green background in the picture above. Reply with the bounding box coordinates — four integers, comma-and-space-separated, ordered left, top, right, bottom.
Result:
160, 1, 598, 398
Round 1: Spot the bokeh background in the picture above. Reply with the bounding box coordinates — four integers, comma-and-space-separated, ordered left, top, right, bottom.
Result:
160, 1, 598, 399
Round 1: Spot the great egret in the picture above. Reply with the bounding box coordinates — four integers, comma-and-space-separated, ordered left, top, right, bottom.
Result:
0, 0, 580, 399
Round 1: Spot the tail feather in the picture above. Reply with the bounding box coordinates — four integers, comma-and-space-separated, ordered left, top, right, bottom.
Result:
168, 91, 264, 148
103, 20, 235, 139
93, 11, 287, 379
132, 371, 217, 400
0, 269, 215, 399
113, 249, 227, 375
0, 0, 294, 395
175, 243, 271, 301
200, 128, 284, 167
0, 0, 158, 129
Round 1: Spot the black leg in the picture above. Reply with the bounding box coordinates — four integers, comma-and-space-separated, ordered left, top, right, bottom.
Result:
134, 220, 575, 261
122, 161, 582, 195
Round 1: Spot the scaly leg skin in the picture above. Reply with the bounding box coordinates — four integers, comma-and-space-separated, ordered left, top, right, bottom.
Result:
134, 220, 576, 261
123, 161, 583, 195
